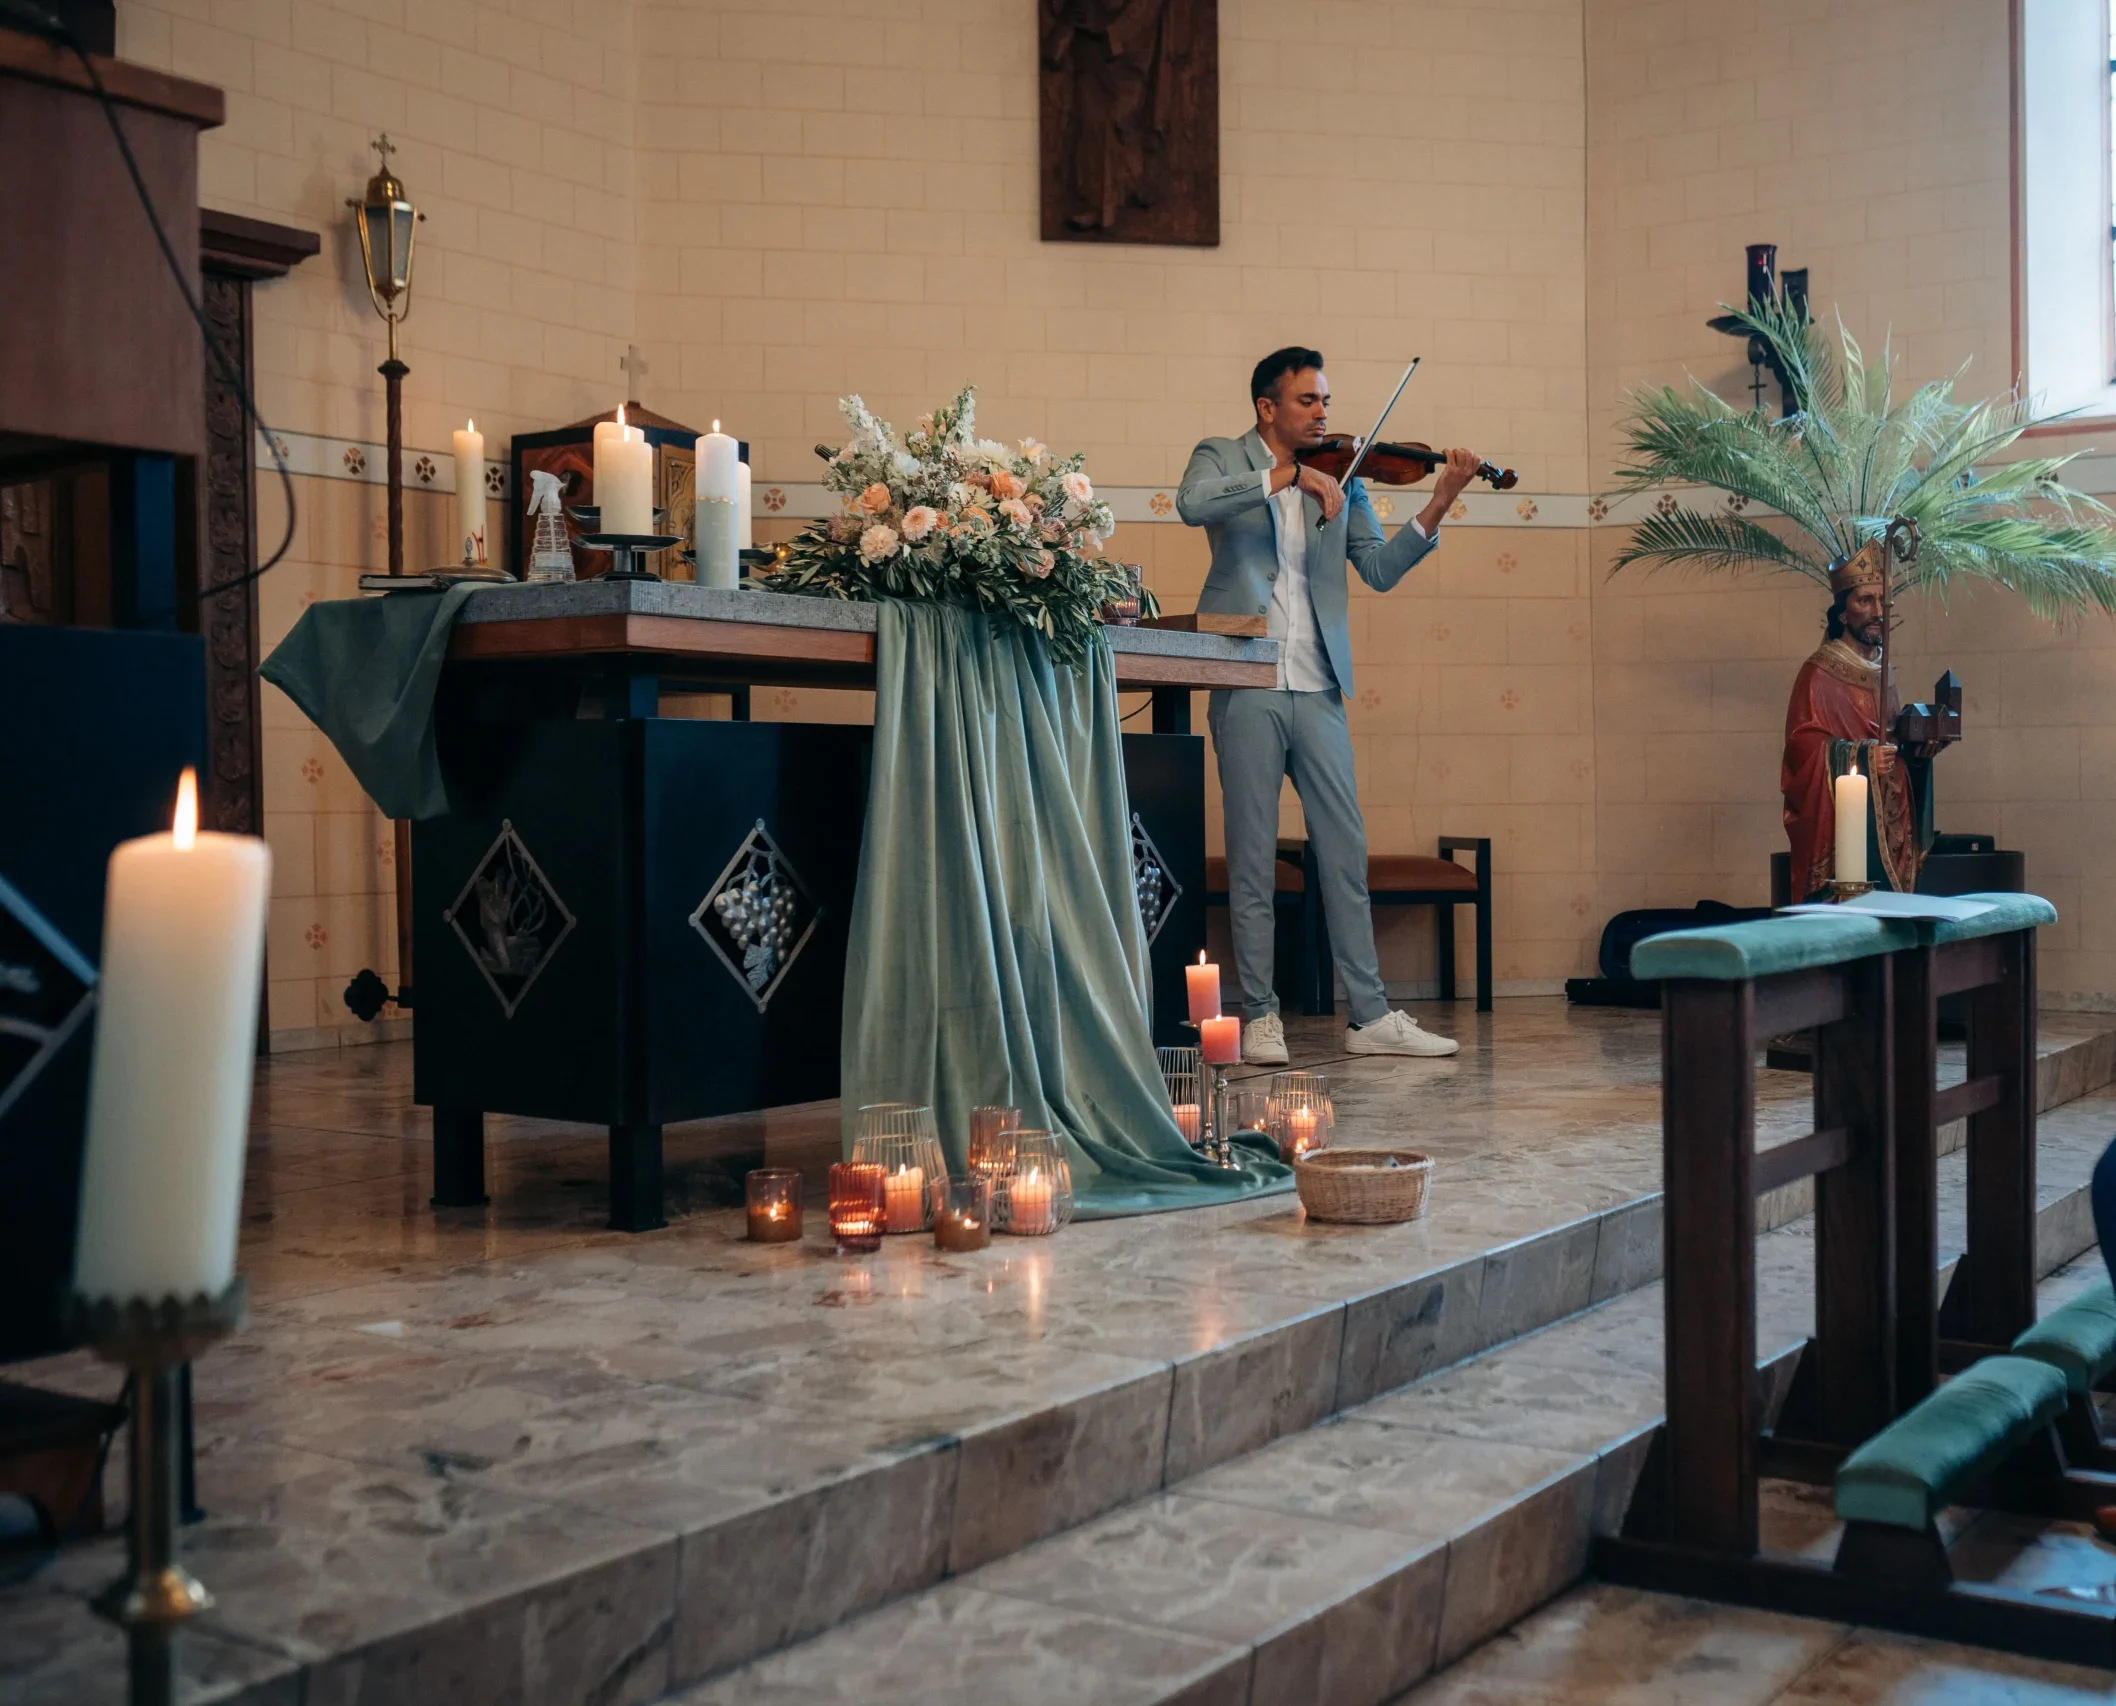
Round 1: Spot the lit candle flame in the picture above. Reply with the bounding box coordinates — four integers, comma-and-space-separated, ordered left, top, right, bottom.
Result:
713, 418, 721, 433
467, 418, 475, 432
616, 405, 626, 427
172, 768, 197, 850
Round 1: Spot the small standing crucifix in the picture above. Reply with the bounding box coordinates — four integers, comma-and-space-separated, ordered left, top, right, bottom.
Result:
619, 343, 649, 407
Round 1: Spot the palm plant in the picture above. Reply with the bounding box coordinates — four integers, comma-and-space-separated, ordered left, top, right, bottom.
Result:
1607, 299, 2116, 620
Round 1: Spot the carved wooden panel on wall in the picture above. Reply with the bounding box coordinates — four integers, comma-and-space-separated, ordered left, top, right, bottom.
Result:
1039, 0, 1218, 247
199, 269, 261, 838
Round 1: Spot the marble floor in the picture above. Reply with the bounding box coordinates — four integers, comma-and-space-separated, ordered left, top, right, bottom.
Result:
3, 999, 2113, 1705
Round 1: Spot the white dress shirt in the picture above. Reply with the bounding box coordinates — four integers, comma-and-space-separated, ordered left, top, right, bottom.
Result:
1260, 471, 1428, 694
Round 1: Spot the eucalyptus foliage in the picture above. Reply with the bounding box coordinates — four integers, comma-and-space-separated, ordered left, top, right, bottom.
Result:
756, 385, 1151, 665
1607, 300, 2116, 621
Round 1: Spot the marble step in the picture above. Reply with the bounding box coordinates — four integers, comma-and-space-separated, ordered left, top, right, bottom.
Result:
662, 1096, 2116, 1706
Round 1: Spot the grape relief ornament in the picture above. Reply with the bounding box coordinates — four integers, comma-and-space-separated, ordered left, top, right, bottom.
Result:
689, 821, 822, 1013
1130, 812, 1180, 945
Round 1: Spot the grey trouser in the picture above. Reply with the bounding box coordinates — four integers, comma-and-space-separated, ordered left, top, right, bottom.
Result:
1207, 687, 1388, 1026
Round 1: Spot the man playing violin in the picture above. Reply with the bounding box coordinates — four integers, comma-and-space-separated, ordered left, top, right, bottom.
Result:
1177, 346, 1479, 1063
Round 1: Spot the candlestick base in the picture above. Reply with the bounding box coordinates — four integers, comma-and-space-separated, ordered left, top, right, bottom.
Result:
1826, 880, 1875, 903
66, 1279, 246, 1706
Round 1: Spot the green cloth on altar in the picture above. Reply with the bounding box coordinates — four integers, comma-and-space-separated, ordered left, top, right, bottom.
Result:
841, 600, 1293, 1217
259, 584, 480, 821
1629, 892, 2057, 983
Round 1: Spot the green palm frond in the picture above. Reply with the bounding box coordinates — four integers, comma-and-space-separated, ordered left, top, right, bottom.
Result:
1605, 299, 2116, 622
1609, 506, 1832, 584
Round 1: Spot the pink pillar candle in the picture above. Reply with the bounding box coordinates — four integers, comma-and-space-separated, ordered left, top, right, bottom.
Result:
1172, 1103, 1201, 1143
1199, 1014, 1241, 1065
1007, 1170, 1057, 1236
1184, 954, 1221, 1023
883, 1165, 927, 1233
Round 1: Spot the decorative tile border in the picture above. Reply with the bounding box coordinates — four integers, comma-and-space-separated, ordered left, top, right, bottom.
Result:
258, 427, 2116, 525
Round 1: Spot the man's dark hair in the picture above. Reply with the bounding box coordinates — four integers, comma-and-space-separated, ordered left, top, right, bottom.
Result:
1251, 347, 1324, 406
1825, 587, 1852, 640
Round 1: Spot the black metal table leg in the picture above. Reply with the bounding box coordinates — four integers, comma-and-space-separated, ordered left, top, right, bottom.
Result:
1150, 687, 1192, 734
431, 1107, 488, 1207
609, 1121, 666, 1231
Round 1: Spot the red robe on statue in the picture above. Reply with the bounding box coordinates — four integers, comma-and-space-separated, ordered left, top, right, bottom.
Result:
1781, 639, 1923, 898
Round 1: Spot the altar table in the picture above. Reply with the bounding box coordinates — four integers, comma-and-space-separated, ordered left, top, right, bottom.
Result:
413, 582, 1275, 1229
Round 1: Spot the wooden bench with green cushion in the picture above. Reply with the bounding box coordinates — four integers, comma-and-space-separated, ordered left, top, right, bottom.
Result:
1629, 892, 2058, 983
2012, 1280, 2116, 1396
1834, 1355, 2070, 1535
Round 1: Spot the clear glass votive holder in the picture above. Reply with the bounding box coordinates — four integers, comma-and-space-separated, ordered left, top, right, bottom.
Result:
828, 1162, 886, 1253
1158, 1045, 1202, 1146
745, 1168, 803, 1243
849, 1102, 946, 1234
933, 1176, 993, 1253
1268, 1070, 1335, 1162
968, 1106, 1021, 1181
997, 1130, 1074, 1236
1228, 1086, 1273, 1145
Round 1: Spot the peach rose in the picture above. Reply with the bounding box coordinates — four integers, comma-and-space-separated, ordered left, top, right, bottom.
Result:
857, 482, 894, 515
1019, 438, 1048, 463
1029, 549, 1055, 579
998, 498, 1033, 529
989, 469, 1024, 501
901, 505, 940, 541
859, 523, 900, 563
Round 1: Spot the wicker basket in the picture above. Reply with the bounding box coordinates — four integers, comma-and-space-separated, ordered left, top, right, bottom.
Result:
1294, 1148, 1433, 1224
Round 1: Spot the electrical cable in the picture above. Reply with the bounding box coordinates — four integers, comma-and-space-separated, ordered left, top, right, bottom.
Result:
3, 0, 299, 606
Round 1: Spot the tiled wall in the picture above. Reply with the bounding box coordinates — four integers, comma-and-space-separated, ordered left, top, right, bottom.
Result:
109, 0, 2116, 1041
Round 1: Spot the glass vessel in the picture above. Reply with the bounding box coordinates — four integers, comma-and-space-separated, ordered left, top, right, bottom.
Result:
828, 1162, 885, 1253
968, 1106, 1021, 1182
933, 1176, 993, 1252
849, 1103, 946, 1234
744, 1168, 803, 1243
996, 1129, 1074, 1236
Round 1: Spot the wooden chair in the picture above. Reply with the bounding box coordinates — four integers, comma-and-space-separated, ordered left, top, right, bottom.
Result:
1204, 836, 1492, 1014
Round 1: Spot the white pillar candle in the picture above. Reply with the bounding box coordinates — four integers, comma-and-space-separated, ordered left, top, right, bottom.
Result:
694, 419, 741, 590
738, 459, 753, 550
74, 770, 270, 1302
451, 420, 486, 566
1833, 762, 1869, 886
594, 406, 654, 537
883, 1164, 926, 1233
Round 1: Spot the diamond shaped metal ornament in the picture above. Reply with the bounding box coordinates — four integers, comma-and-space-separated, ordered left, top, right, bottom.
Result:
690, 821, 821, 1013
444, 821, 575, 1018
0, 871, 97, 1125
1131, 812, 1180, 945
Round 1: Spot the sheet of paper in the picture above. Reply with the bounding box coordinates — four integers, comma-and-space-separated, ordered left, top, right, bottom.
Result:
1779, 891, 1997, 922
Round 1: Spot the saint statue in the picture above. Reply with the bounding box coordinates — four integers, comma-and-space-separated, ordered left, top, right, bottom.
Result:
1780, 539, 1957, 900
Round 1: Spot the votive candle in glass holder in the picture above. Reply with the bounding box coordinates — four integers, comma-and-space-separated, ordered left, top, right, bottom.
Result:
850, 1102, 946, 1234
828, 1162, 886, 1253
1158, 1046, 1201, 1145
1269, 1070, 1335, 1162
968, 1106, 1021, 1182
1228, 1086, 1273, 1144
933, 1176, 993, 1253
745, 1168, 803, 1243
997, 1129, 1074, 1236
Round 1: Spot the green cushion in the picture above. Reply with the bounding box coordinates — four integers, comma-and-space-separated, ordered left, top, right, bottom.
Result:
1834, 1356, 2069, 1530
2012, 1279, 2116, 1395
1629, 892, 2057, 983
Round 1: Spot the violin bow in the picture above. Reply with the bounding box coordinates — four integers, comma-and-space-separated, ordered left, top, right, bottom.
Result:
1337, 357, 1420, 488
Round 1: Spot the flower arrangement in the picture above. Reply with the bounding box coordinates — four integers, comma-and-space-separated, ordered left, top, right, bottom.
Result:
754, 384, 1153, 664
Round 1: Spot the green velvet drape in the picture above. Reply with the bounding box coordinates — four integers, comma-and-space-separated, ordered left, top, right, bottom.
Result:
841, 601, 1291, 1218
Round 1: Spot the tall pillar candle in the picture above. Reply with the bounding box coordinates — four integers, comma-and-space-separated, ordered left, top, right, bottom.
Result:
451, 420, 486, 566
73, 770, 270, 1302
1185, 952, 1220, 1023
594, 406, 653, 536
1833, 761, 1868, 886
695, 421, 740, 590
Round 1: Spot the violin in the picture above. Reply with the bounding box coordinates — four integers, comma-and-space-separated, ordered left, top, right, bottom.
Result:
1294, 433, 1517, 492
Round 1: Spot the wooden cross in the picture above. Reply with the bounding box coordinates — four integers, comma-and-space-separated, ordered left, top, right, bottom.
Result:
619, 343, 648, 405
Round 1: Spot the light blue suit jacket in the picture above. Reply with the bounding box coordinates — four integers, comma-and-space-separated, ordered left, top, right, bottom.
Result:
1175, 428, 1437, 696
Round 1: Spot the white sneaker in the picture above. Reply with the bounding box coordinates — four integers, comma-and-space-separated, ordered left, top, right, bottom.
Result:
1242, 1012, 1289, 1065
1345, 1010, 1458, 1058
